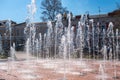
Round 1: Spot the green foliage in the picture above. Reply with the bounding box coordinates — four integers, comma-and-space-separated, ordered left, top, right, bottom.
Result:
0, 51, 9, 59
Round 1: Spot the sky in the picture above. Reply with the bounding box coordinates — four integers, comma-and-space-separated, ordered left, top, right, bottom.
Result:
0, 0, 120, 23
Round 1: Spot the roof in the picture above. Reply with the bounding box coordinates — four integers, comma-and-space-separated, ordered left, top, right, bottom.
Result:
89, 14, 108, 18
0, 20, 17, 27
14, 22, 26, 26
0, 20, 16, 24
108, 9, 120, 16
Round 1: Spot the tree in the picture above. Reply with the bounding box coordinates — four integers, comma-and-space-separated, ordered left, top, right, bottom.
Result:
116, 2, 120, 10
41, 0, 68, 21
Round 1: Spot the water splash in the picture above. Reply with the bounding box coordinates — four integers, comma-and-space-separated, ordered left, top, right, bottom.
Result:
26, 38, 30, 62
46, 21, 53, 58
55, 14, 63, 58
39, 33, 42, 58
24, 0, 37, 58
0, 34, 2, 54
61, 35, 67, 80
98, 64, 106, 80
77, 21, 84, 62
6, 19, 12, 48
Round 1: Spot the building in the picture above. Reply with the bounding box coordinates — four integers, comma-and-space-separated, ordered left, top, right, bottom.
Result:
0, 10, 120, 51
0, 20, 16, 51
13, 22, 48, 51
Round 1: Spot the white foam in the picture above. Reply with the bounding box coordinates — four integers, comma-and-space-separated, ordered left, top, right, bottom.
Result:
74, 61, 87, 68
82, 68, 93, 72
70, 72, 81, 75
57, 70, 81, 75
18, 69, 33, 73
0, 62, 6, 66
0, 66, 7, 70
96, 74, 109, 79
43, 63, 58, 69
21, 74, 36, 79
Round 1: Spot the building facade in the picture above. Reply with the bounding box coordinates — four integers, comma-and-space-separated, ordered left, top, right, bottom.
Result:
0, 10, 120, 51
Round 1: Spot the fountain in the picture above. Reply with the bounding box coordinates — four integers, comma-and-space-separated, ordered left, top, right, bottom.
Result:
0, 34, 2, 54
55, 14, 63, 59
86, 24, 91, 59
19, 0, 39, 79
113, 29, 119, 80
43, 33, 47, 58
35, 39, 39, 62
5, 19, 13, 76
6, 19, 12, 48
90, 19, 95, 59
0, 0, 120, 80
67, 13, 72, 60
75, 14, 92, 75
26, 38, 30, 63
97, 64, 108, 80
39, 33, 42, 58
46, 21, 53, 58
10, 43, 16, 68
116, 29, 119, 61
67, 13, 74, 71
78, 21, 84, 64
24, 0, 37, 56
103, 44, 107, 68
60, 35, 67, 80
